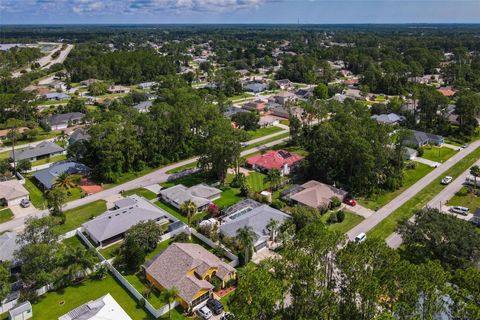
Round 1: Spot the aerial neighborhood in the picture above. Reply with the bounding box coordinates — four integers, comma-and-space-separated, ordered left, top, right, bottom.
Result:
0, 15, 479, 320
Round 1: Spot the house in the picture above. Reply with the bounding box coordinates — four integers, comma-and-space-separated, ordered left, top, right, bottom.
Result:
274, 91, 297, 105
333, 93, 347, 103
295, 88, 313, 100
223, 106, 250, 118
0, 231, 18, 264
270, 106, 303, 119
243, 100, 266, 112
58, 294, 131, 320
48, 80, 67, 92
344, 88, 363, 100
220, 200, 290, 251
83, 196, 173, 247
473, 208, 480, 226
244, 82, 267, 93
159, 183, 221, 211
282, 180, 347, 210
258, 115, 279, 128
145, 243, 236, 312
8, 301, 32, 320
246, 150, 304, 175
371, 113, 405, 125
107, 85, 130, 94
69, 128, 90, 145
137, 81, 157, 90
133, 100, 152, 113
0, 127, 28, 141
80, 79, 99, 87
275, 79, 293, 90
0, 180, 29, 206
11, 141, 64, 163
33, 161, 90, 190
44, 112, 85, 130
405, 130, 444, 147
44, 92, 70, 101
404, 147, 418, 160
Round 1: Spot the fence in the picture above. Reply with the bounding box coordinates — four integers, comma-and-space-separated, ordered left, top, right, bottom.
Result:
191, 229, 239, 267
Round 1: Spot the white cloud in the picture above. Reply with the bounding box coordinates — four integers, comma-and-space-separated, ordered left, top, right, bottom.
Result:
127, 0, 268, 12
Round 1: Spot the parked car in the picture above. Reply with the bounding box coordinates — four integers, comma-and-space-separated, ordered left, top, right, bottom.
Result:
207, 298, 224, 315
197, 306, 213, 319
343, 198, 357, 206
441, 176, 453, 185
450, 206, 469, 216
20, 198, 30, 208
355, 232, 367, 243
462, 144, 469, 149
221, 312, 235, 320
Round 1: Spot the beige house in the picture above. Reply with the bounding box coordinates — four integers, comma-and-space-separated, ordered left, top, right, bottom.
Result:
285, 180, 347, 210
0, 180, 29, 206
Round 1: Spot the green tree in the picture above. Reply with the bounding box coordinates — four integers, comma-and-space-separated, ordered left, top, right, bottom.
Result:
125, 220, 165, 252
160, 287, 179, 320
54, 172, 76, 189
470, 165, 480, 191
88, 81, 108, 96
266, 218, 279, 243
16, 159, 31, 173
46, 187, 66, 220
0, 262, 10, 302
313, 83, 329, 99
236, 226, 255, 265
180, 200, 197, 239
264, 169, 282, 191
231, 112, 259, 131
64, 247, 97, 283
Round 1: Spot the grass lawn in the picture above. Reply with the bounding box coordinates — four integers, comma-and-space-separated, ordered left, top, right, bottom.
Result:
31, 154, 67, 167
161, 172, 215, 189
31, 274, 153, 320
243, 132, 289, 151
63, 187, 84, 202
219, 291, 234, 312
62, 235, 89, 250
368, 146, 480, 240
122, 188, 157, 200
246, 172, 269, 192
124, 272, 165, 309
214, 187, 243, 208
54, 200, 107, 234
246, 126, 283, 140
24, 177, 47, 209
0, 208, 14, 224
447, 187, 480, 212
358, 163, 434, 210
99, 241, 123, 260
321, 211, 364, 234
421, 146, 457, 163
103, 166, 161, 189
154, 201, 208, 224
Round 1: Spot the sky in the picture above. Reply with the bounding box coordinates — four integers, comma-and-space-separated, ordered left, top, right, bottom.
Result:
0, 0, 479, 25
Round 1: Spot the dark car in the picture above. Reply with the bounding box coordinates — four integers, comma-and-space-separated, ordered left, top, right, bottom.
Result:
207, 298, 224, 315
221, 312, 235, 320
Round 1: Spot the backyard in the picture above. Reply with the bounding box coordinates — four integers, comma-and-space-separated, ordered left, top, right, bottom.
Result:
421, 146, 457, 163
31, 154, 67, 167
358, 162, 434, 210
53, 200, 107, 234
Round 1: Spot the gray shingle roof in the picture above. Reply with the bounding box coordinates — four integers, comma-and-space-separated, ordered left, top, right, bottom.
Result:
371, 113, 405, 125
11, 141, 64, 161
0, 231, 18, 262
220, 204, 290, 243
146, 243, 235, 303
46, 112, 85, 127
82, 195, 169, 244
32, 161, 90, 189
8, 301, 31, 318
159, 183, 221, 209
133, 100, 152, 112
69, 128, 90, 144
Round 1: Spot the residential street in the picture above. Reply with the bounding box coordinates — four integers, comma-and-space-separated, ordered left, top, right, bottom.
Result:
0, 129, 289, 233
0, 137, 56, 153
346, 140, 480, 242
12, 43, 73, 77
386, 159, 480, 248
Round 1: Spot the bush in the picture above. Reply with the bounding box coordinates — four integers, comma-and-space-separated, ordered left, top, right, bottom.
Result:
327, 212, 338, 224
271, 199, 285, 209
336, 210, 346, 223
137, 298, 146, 308
406, 161, 417, 170
329, 197, 342, 210
174, 232, 190, 242
417, 146, 424, 157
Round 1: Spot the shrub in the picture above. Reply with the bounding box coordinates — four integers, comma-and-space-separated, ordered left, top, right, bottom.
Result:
327, 212, 338, 224
174, 232, 190, 242
417, 146, 424, 157
406, 161, 417, 170
336, 210, 346, 223
271, 199, 285, 209
329, 197, 342, 210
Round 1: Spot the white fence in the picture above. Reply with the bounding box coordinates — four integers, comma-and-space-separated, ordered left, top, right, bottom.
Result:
191, 229, 239, 267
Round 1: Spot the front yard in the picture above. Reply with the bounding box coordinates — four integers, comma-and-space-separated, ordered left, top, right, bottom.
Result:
246, 126, 283, 140
447, 187, 480, 212
53, 200, 107, 234
23, 177, 47, 209
122, 188, 158, 200
0, 208, 13, 223
421, 146, 457, 163
321, 210, 365, 234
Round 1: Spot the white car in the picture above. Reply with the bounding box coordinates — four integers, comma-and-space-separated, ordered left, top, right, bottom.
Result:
355, 232, 367, 243
197, 306, 213, 320
441, 176, 453, 185
450, 206, 469, 216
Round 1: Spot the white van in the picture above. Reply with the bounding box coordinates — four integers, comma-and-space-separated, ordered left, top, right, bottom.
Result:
355, 232, 367, 243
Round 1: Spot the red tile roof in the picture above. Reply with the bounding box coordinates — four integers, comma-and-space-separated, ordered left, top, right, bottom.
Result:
438, 87, 456, 97
247, 150, 304, 171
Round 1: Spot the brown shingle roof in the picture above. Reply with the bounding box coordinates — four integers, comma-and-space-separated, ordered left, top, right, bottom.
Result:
290, 180, 347, 209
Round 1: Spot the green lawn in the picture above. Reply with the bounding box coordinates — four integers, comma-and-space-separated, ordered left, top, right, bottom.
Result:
99, 241, 123, 260
447, 187, 480, 212
63, 187, 84, 202
160, 172, 215, 189
154, 201, 208, 224
31, 274, 153, 320
358, 163, 434, 210
62, 235, 89, 250
31, 154, 67, 167
54, 200, 107, 234
368, 146, 480, 240
246, 126, 283, 140
214, 187, 243, 208
0, 208, 14, 224
245, 172, 269, 192
321, 211, 364, 234
243, 132, 290, 151
24, 177, 47, 209
421, 146, 457, 163
103, 166, 161, 189
122, 188, 158, 200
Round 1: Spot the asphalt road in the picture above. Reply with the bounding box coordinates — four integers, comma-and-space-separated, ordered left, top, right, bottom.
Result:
386, 158, 480, 248
0, 129, 289, 233
346, 140, 480, 242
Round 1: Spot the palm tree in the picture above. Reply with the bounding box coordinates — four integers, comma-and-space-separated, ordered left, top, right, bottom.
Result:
180, 200, 197, 239
55, 172, 76, 190
470, 165, 480, 191
264, 169, 282, 191
236, 226, 255, 265
65, 247, 96, 282
161, 287, 178, 320
266, 218, 279, 243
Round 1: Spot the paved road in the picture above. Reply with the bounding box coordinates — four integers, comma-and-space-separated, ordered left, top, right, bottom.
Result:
12, 43, 73, 77
346, 140, 480, 242
0, 137, 56, 154
0, 132, 289, 233
386, 159, 480, 248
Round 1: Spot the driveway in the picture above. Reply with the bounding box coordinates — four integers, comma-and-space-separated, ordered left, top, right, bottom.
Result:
346, 204, 375, 219
413, 157, 440, 167
346, 140, 480, 242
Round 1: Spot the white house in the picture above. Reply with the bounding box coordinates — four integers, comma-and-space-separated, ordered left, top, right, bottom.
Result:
58, 294, 132, 320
